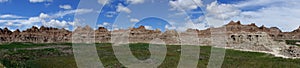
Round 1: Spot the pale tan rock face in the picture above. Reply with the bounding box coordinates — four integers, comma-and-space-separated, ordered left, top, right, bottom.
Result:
227, 32, 288, 53
281, 46, 300, 57
225, 21, 300, 40
0, 26, 72, 43
0, 21, 299, 44
296, 42, 300, 45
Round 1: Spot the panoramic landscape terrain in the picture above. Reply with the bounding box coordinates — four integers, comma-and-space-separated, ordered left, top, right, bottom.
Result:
1, 43, 300, 68
1, 0, 300, 68
0, 21, 300, 68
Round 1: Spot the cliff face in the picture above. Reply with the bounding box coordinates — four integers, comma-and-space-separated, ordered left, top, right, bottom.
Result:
0, 21, 299, 44
0, 26, 71, 43
225, 21, 300, 40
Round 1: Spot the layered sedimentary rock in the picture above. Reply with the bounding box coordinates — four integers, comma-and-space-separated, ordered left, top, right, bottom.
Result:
0, 21, 300, 58
281, 46, 300, 57
224, 21, 300, 57
225, 21, 300, 40
1, 21, 299, 44
0, 26, 71, 43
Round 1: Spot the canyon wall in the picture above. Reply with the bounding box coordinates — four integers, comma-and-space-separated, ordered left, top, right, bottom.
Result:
0, 21, 299, 44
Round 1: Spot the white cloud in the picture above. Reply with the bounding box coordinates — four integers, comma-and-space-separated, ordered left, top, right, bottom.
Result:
169, 0, 203, 11
168, 1, 259, 31
6, 22, 13, 26
59, 4, 72, 10
98, 22, 110, 27
0, 14, 25, 18
116, 3, 131, 13
0, 17, 41, 25
144, 25, 153, 30
176, 20, 208, 31
206, 1, 241, 20
200, 0, 300, 32
193, 16, 205, 23
105, 11, 117, 17
127, 0, 144, 4
39, 13, 50, 18
42, 19, 71, 28
168, 0, 209, 30
27, 17, 42, 23
165, 25, 176, 30
98, 0, 110, 5
68, 19, 80, 27
235, 6, 300, 32
0, 17, 41, 30
53, 9, 93, 18
97, 22, 113, 30
0, 0, 8, 3
130, 18, 139, 23
103, 22, 110, 26
0, 9, 93, 30
233, 0, 286, 8
214, 0, 300, 31
29, 0, 52, 3
40, 9, 93, 28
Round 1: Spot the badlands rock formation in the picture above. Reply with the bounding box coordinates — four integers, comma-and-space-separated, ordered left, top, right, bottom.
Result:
0, 26, 71, 43
225, 21, 300, 40
0, 21, 300, 58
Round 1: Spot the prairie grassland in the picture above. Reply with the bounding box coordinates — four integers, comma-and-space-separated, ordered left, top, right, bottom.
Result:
0, 43, 300, 68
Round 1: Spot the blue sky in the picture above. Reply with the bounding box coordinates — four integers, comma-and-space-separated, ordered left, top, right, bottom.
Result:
0, 0, 300, 32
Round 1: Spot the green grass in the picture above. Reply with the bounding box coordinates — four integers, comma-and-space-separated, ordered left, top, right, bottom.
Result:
26, 56, 76, 68
1, 43, 300, 68
0, 42, 72, 49
0, 48, 68, 68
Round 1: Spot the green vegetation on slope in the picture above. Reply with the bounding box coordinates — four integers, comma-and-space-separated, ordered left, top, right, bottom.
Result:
0, 43, 300, 68
0, 42, 72, 49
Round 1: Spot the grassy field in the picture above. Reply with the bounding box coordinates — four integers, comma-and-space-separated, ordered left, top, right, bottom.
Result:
0, 43, 300, 68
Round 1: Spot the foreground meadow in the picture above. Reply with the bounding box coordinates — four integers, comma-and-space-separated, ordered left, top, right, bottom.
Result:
0, 42, 300, 68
